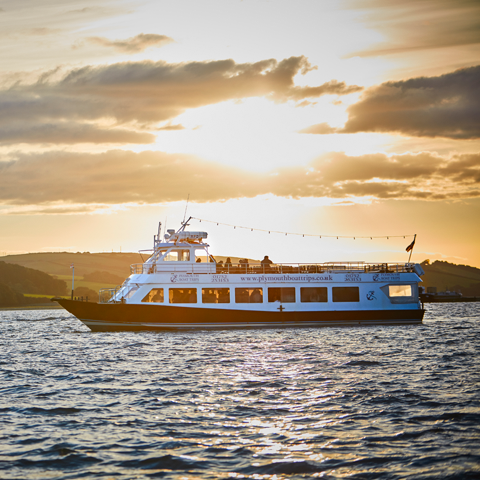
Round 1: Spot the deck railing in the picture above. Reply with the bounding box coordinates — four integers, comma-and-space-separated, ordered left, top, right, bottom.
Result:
129, 262, 415, 275
99, 286, 122, 304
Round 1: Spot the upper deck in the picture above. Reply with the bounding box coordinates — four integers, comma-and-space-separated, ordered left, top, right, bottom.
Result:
130, 221, 422, 277
130, 261, 419, 275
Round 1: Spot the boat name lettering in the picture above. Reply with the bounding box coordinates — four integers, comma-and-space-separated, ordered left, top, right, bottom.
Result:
212, 274, 229, 283
240, 275, 333, 282
373, 274, 402, 282
345, 273, 361, 282
170, 274, 200, 283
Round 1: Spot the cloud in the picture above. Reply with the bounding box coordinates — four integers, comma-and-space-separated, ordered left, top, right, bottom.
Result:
157, 124, 185, 131
285, 81, 362, 102
1, 150, 478, 209
85, 33, 174, 53
272, 152, 480, 200
27, 27, 60, 36
299, 123, 337, 134
0, 56, 360, 145
0, 123, 155, 144
348, 0, 480, 57
302, 66, 480, 139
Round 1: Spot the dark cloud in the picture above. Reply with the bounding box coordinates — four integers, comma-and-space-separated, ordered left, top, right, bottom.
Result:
348, 0, 480, 57
0, 56, 360, 145
1, 150, 478, 209
286, 81, 362, 101
85, 34, 174, 53
302, 66, 480, 139
0, 123, 155, 144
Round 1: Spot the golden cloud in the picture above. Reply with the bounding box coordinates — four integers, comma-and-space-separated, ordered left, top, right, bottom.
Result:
348, 0, 480, 57
0, 56, 360, 145
1, 150, 478, 208
84, 33, 174, 53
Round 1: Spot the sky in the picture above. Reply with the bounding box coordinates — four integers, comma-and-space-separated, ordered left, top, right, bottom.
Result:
1, 0, 479, 267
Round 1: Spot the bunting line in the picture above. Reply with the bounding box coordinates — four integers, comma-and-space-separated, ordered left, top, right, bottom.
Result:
189, 217, 414, 240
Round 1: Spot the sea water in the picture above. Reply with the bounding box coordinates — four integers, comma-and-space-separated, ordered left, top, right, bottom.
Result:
0, 304, 479, 479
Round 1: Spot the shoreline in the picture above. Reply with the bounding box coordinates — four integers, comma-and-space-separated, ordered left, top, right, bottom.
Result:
0, 304, 64, 311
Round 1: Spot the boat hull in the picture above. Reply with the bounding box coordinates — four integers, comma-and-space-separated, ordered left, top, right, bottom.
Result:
55, 299, 424, 332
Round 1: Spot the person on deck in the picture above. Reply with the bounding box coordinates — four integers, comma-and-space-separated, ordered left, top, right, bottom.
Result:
261, 255, 273, 266
261, 255, 273, 272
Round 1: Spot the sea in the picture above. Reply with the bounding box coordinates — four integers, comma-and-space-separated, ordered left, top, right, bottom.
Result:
0, 304, 479, 480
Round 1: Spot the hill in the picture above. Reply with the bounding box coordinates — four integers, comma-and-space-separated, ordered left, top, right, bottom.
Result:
0, 261, 67, 295
0, 252, 257, 278
0, 261, 68, 307
421, 260, 480, 296
1, 252, 144, 278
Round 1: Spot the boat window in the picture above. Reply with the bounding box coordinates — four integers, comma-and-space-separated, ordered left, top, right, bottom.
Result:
169, 288, 197, 303
380, 284, 417, 303
163, 249, 190, 262
388, 285, 412, 297
142, 288, 164, 303
301, 287, 327, 302
157, 249, 168, 260
202, 288, 230, 304
332, 287, 359, 302
268, 287, 296, 303
235, 288, 263, 303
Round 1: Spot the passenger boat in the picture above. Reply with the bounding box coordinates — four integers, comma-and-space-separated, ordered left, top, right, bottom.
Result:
54, 218, 425, 331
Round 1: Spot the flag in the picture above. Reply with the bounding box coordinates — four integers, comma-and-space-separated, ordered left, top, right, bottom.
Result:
70, 263, 74, 268
406, 238, 415, 252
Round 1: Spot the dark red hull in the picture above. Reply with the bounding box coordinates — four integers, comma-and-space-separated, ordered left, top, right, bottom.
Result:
54, 299, 424, 332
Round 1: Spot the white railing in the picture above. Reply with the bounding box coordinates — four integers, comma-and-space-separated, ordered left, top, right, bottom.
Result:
99, 286, 122, 304
129, 262, 415, 275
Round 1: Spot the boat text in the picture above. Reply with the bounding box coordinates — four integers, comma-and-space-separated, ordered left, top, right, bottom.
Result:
345, 274, 361, 282
373, 274, 402, 282
240, 275, 334, 283
170, 274, 200, 283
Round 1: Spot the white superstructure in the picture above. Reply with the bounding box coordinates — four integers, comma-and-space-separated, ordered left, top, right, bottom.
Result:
93, 218, 424, 327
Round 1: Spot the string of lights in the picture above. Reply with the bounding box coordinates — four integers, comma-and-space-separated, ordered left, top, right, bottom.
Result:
190, 217, 415, 240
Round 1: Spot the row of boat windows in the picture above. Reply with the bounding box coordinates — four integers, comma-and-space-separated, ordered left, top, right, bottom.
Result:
139, 286, 361, 304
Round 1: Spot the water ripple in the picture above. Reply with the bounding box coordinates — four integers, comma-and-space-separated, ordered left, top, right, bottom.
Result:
0, 304, 479, 479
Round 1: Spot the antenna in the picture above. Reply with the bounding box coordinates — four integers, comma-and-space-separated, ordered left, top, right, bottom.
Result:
155, 221, 162, 250
183, 194, 190, 224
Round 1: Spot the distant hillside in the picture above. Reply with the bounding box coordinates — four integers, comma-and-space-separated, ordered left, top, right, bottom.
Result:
421, 260, 480, 296
0, 261, 66, 295
0, 261, 67, 307
83, 271, 125, 285
0, 252, 257, 278
1, 252, 144, 278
